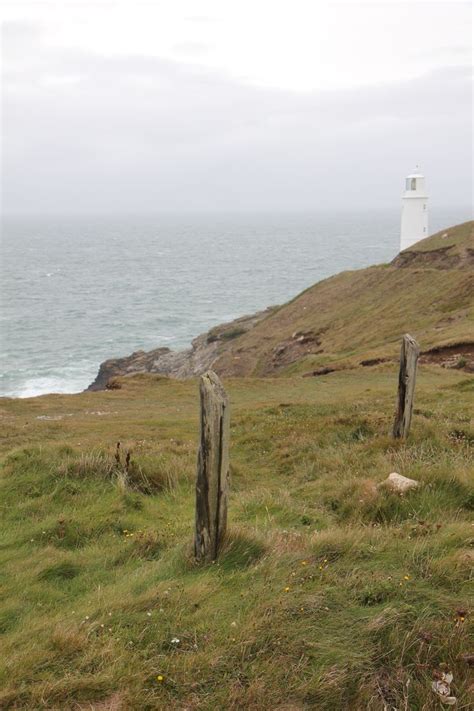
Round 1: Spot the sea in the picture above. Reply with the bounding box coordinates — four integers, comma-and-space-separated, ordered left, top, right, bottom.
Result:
1, 208, 470, 398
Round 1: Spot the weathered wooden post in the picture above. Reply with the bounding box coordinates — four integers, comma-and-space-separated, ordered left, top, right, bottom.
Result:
393, 334, 420, 438
194, 371, 230, 562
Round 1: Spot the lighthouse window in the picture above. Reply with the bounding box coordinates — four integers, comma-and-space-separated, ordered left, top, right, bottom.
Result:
410, 178, 417, 190
405, 179, 410, 190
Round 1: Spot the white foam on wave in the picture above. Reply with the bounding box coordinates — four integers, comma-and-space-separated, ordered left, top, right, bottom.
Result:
5, 376, 87, 399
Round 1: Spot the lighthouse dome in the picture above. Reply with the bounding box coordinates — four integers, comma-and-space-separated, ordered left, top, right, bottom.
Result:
404, 166, 427, 196
406, 165, 424, 178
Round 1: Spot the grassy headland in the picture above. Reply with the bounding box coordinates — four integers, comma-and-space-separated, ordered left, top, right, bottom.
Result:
87, 222, 473, 389
213, 221, 473, 377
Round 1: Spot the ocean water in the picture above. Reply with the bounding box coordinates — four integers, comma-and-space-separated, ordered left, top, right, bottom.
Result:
0, 209, 470, 398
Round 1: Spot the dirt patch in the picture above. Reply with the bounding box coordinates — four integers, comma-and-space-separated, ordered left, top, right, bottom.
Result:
360, 357, 390, 367
420, 342, 474, 372
391, 245, 474, 269
302, 366, 336, 378
261, 330, 326, 375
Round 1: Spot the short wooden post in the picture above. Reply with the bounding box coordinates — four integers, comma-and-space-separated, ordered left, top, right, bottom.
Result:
393, 334, 420, 438
194, 371, 230, 562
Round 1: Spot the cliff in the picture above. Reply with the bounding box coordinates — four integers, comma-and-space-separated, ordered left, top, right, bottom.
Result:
87, 221, 474, 390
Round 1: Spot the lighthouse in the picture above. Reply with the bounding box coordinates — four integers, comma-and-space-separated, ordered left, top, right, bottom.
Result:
400, 166, 429, 251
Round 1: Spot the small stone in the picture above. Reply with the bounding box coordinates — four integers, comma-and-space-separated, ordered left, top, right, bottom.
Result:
431, 672, 456, 705
383, 472, 419, 494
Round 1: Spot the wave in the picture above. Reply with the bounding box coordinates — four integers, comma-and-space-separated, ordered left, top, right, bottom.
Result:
3, 375, 87, 399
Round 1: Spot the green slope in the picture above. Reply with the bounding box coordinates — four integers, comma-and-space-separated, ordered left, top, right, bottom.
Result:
213, 221, 473, 376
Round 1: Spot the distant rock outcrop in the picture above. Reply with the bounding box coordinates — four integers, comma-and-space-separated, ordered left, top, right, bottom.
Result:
391, 245, 474, 269
86, 307, 276, 391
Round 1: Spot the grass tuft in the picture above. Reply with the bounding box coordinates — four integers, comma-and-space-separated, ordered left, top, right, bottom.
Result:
38, 561, 82, 582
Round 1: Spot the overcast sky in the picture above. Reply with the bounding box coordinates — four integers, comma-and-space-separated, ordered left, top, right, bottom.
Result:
1, 0, 472, 214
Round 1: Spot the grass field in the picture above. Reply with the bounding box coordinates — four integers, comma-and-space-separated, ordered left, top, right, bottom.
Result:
0, 365, 472, 709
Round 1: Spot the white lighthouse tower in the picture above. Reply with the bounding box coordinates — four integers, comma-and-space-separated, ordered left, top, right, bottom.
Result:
400, 166, 429, 251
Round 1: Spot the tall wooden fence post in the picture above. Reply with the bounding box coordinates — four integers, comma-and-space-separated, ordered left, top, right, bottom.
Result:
393, 334, 420, 439
194, 371, 230, 563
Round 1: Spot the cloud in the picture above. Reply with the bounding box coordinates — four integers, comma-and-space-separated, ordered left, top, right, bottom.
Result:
171, 41, 214, 57
2, 22, 472, 213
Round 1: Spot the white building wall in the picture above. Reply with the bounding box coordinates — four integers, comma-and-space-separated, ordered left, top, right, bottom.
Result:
400, 198, 429, 251
400, 170, 429, 251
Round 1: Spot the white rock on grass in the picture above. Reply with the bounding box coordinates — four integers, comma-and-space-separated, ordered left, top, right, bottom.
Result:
383, 472, 419, 494
432, 672, 456, 706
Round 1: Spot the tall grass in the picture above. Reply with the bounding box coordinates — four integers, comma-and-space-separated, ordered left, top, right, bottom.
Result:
0, 370, 472, 709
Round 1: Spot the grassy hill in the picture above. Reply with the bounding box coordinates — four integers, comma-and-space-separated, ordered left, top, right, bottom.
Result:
0, 223, 473, 710
212, 221, 473, 377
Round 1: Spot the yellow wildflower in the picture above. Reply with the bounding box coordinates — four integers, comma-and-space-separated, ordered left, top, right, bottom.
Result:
156, 675, 164, 682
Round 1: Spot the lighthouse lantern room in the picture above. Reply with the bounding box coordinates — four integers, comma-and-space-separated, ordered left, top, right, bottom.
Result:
400, 166, 429, 251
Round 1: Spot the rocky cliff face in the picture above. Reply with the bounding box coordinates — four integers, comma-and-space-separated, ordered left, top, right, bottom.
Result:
391, 245, 474, 269
87, 307, 276, 391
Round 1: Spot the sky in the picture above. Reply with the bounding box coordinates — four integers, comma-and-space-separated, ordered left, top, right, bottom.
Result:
1, 0, 472, 214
